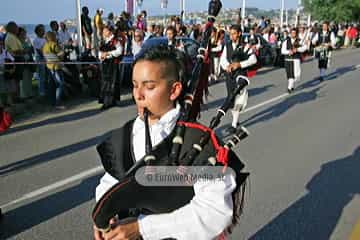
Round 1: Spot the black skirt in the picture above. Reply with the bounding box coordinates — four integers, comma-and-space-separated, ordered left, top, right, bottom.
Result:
99, 61, 120, 108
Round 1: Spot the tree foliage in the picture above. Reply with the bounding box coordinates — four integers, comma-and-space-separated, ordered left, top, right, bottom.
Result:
303, 0, 360, 22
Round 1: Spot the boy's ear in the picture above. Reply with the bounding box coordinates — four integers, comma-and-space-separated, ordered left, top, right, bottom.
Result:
170, 81, 183, 101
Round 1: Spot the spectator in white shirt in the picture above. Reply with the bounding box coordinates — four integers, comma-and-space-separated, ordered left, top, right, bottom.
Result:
132, 29, 144, 57
58, 22, 71, 47
33, 24, 47, 97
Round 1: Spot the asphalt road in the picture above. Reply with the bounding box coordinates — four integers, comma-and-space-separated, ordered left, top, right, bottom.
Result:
1, 48, 360, 240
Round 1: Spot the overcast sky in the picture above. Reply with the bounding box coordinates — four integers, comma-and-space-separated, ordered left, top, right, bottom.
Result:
1, 0, 298, 24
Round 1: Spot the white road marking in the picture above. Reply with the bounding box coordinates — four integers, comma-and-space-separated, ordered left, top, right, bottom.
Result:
243, 93, 289, 114
0, 166, 104, 210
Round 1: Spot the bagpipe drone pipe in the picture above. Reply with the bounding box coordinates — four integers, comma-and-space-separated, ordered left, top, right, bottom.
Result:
92, 0, 250, 233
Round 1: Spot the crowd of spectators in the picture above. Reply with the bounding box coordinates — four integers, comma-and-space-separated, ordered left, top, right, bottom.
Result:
0, 6, 359, 114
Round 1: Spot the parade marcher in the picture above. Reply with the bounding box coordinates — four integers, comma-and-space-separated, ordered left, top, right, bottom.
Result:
245, 27, 262, 53
98, 26, 123, 110
208, 27, 218, 83
93, 45, 247, 240
210, 28, 226, 83
281, 28, 307, 93
220, 24, 257, 134
312, 21, 336, 82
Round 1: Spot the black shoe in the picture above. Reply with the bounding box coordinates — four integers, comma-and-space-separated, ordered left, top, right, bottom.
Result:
226, 126, 237, 134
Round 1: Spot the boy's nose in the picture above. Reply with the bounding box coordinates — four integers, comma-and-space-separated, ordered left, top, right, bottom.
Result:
133, 87, 145, 101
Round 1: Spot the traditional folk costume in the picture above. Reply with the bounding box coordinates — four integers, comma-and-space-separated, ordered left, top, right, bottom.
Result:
94, 105, 248, 240
312, 30, 336, 81
99, 34, 123, 109
220, 40, 257, 132
281, 36, 307, 93
245, 34, 262, 52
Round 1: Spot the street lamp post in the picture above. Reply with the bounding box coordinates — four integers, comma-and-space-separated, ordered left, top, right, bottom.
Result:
75, 0, 83, 53
295, 0, 300, 26
280, 0, 285, 28
137, 0, 143, 14
242, 0, 246, 20
133, 0, 137, 18
161, 0, 168, 25
180, 0, 186, 23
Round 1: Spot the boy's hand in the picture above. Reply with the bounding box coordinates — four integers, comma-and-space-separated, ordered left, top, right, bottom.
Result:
102, 220, 141, 240
93, 224, 105, 240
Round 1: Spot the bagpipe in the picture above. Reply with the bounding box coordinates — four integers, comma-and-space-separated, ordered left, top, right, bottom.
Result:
314, 44, 331, 61
92, 0, 250, 233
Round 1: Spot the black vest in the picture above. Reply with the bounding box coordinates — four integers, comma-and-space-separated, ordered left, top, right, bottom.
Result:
99, 37, 122, 64
285, 38, 302, 60
318, 31, 331, 44
226, 41, 251, 64
247, 35, 259, 46
226, 41, 253, 77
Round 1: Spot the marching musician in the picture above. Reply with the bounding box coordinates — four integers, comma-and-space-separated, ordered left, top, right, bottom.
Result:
245, 27, 262, 52
220, 24, 257, 134
311, 21, 336, 82
281, 28, 307, 93
94, 45, 247, 240
98, 25, 124, 110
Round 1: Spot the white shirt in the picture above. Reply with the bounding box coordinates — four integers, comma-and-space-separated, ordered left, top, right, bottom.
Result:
220, 41, 257, 71
244, 35, 261, 50
281, 38, 308, 56
33, 37, 46, 51
99, 35, 123, 60
311, 31, 336, 48
58, 30, 71, 45
131, 40, 142, 57
95, 105, 237, 240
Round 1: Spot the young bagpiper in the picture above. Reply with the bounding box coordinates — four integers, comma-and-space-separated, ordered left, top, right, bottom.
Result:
312, 21, 336, 82
220, 24, 257, 133
93, 45, 248, 240
281, 27, 307, 93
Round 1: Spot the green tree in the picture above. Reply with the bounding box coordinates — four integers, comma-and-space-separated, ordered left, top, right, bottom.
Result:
303, 0, 360, 22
